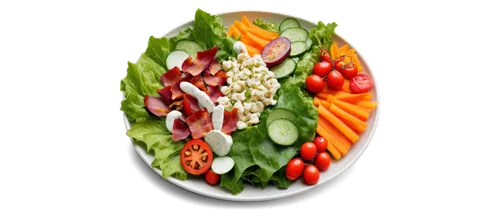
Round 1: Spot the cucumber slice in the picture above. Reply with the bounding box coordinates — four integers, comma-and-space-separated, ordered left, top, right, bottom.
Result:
271, 58, 296, 79
266, 108, 298, 127
166, 50, 189, 70
211, 156, 235, 175
279, 18, 301, 33
290, 41, 308, 57
291, 57, 299, 63
268, 119, 299, 146
280, 27, 308, 42
306, 37, 313, 50
175, 40, 203, 58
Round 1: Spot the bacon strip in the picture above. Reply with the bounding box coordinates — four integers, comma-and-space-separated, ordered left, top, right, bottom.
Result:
185, 109, 214, 139
208, 58, 222, 75
172, 119, 190, 142
222, 108, 238, 135
144, 95, 171, 117
206, 85, 223, 104
190, 75, 206, 92
160, 67, 181, 87
183, 93, 200, 116
156, 86, 173, 104
203, 70, 227, 87
182, 46, 218, 76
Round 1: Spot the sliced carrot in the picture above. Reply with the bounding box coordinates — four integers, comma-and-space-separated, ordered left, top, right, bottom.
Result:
313, 96, 325, 107
315, 92, 331, 100
356, 100, 378, 109
341, 79, 351, 92
233, 20, 249, 35
240, 36, 262, 50
248, 27, 278, 40
241, 16, 253, 27
317, 105, 359, 143
245, 32, 270, 49
334, 91, 372, 103
332, 99, 371, 121
338, 44, 349, 56
244, 43, 260, 56
317, 125, 344, 158
330, 42, 339, 59
318, 116, 352, 150
329, 103, 367, 133
227, 25, 235, 37
228, 25, 242, 38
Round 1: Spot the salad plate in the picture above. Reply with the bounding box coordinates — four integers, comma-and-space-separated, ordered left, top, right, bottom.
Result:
119, 9, 382, 202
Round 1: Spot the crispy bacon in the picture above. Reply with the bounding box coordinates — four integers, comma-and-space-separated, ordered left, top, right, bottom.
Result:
156, 86, 173, 104
144, 95, 171, 117
160, 67, 181, 87
172, 119, 190, 142
203, 70, 227, 86
183, 93, 200, 116
222, 108, 238, 135
185, 109, 214, 139
182, 46, 218, 76
208, 58, 222, 75
190, 75, 206, 92
206, 85, 223, 103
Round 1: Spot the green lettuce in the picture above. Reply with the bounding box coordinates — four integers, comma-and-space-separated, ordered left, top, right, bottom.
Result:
127, 119, 187, 180
193, 9, 236, 57
253, 18, 279, 32
309, 21, 338, 50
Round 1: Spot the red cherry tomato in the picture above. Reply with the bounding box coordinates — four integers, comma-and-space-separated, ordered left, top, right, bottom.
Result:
334, 56, 345, 71
319, 47, 332, 62
285, 158, 305, 181
303, 165, 320, 185
314, 152, 331, 171
300, 142, 317, 161
326, 70, 344, 90
313, 136, 328, 153
340, 62, 358, 80
350, 73, 374, 94
204, 169, 220, 185
313, 61, 333, 77
180, 139, 213, 175
305, 75, 325, 93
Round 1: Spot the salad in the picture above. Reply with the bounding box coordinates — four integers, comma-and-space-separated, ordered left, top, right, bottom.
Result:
120, 9, 378, 195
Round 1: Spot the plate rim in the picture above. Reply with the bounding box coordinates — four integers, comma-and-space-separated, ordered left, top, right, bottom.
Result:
123, 10, 380, 201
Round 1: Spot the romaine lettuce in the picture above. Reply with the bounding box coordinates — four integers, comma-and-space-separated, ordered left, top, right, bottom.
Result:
309, 21, 338, 50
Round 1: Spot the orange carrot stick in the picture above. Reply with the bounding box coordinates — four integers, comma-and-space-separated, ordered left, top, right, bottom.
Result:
356, 100, 378, 109
248, 27, 278, 40
240, 36, 262, 50
241, 16, 253, 27
329, 103, 367, 134
332, 99, 371, 121
318, 105, 359, 143
334, 91, 372, 103
318, 116, 352, 149
313, 97, 325, 107
244, 43, 260, 56
228, 25, 242, 38
317, 125, 344, 158
316, 92, 331, 100
246, 32, 270, 49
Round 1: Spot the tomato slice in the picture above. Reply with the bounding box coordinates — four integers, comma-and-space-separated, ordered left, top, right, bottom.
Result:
350, 74, 374, 94
180, 139, 213, 175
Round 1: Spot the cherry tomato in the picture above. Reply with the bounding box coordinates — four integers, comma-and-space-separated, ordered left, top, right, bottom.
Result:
314, 152, 331, 171
300, 142, 317, 161
350, 73, 374, 94
334, 56, 345, 71
305, 75, 325, 93
313, 136, 328, 153
285, 158, 305, 181
319, 47, 332, 62
340, 62, 358, 80
205, 169, 220, 185
313, 61, 333, 77
326, 70, 344, 90
303, 165, 320, 185
180, 139, 213, 175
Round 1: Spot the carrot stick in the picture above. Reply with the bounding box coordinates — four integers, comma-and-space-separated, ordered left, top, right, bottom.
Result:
356, 100, 378, 109
228, 25, 242, 38
317, 125, 344, 159
241, 16, 253, 27
318, 116, 351, 151
313, 96, 325, 107
233, 20, 249, 35
315, 92, 331, 100
318, 116, 352, 149
244, 43, 260, 56
332, 99, 371, 121
329, 103, 367, 134
248, 27, 278, 40
334, 91, 372, 103
341, 79, 351, 92
245, 32, 270, 49
240, 36, 262, 50
331, 42, 339, 59
317, 105, 359, 143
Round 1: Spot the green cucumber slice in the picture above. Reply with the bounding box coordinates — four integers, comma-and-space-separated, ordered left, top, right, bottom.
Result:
306, 37, 313, 50
175, 40, 203, 58
290, 41, 308, 57
268, 119, 299, 146
266, 108, 298, 127
279, 18, 301, 33
270, 58, 296, 79
166, 50, 189, 70
280, 27, 308, 42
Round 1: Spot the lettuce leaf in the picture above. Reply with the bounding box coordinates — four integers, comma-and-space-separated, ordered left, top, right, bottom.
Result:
127, 119, 187, 180
144, 29, 192, 70
309, 21, 338, 50
193, 9, 236, 57
253, 18, 278, 32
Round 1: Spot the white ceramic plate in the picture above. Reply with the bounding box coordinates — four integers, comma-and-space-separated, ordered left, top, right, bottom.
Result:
124, 11, 379, 201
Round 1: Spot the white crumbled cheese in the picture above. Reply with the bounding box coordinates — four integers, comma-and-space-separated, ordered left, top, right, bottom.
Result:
219, 52, 281, 129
